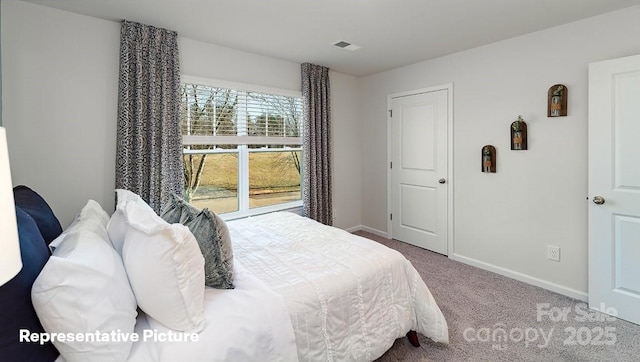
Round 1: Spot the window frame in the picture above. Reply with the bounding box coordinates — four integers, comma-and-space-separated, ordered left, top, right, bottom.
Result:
180, 75, 303, 220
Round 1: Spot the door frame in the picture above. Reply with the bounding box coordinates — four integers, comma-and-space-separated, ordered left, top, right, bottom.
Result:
386, 83, 454, 256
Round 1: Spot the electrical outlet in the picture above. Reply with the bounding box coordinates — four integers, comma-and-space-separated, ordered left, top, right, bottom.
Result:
547, 246, 560, 262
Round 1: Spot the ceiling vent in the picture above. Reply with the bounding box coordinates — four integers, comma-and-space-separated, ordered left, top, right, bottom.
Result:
332, 40, 361, 51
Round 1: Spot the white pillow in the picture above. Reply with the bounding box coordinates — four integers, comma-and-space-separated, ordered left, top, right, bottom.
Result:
115, 190, 206, 332
68, 198, 110, 227
51, 199, 111, 250
32, 200, 138, 362
107, 189, 146, 254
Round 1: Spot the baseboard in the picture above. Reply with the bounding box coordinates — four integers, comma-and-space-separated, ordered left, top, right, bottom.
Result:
345, 225, 389, 238
452, 253, 588, 302
344, 225, 361, 233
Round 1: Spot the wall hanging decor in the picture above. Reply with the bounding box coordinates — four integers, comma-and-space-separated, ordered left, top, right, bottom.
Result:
510, 115, 528, 150
547, 84, 567, 117
482, 145, 496, 173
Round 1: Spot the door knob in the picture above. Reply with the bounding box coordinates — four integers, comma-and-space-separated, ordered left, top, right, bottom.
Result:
592, 196, 605, 205
439, 178, 446, 184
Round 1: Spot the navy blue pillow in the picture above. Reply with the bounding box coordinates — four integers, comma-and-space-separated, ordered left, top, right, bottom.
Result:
0, 207, 59, 361
13, 186, 63, 244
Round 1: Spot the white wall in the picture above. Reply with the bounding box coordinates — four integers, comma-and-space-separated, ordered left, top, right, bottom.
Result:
1, 0, 362, 229
330, 72, 362, 230
1, 0, 120, 227
359, 6, 640, 298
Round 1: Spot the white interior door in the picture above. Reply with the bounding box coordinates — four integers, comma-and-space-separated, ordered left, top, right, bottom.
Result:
390, 88, 449, 255
589, 54, 640, 325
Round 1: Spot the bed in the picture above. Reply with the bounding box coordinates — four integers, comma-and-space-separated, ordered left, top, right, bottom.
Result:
2, 186, 448, 362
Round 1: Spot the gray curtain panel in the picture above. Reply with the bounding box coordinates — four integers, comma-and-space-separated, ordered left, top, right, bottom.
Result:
301, 63, 332, 225
116, 20, 184, 213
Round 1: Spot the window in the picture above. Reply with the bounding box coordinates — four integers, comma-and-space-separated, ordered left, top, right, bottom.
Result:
180, 77, 303, 219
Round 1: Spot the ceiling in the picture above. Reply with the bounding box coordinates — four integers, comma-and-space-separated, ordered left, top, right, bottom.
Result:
21, 0, 640, 77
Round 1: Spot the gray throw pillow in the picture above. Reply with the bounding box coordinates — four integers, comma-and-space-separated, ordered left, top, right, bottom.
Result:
161, 193, 235, 289
161, 193, 187, 224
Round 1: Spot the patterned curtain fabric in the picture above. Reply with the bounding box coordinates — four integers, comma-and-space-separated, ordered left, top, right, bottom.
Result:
301, 63, 332, 225
116, 20, 183, 213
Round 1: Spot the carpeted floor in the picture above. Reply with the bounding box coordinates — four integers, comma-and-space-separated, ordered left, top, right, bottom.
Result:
353, 231, 640, 362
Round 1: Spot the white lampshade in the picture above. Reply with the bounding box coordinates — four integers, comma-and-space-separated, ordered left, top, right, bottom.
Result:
0, 127, 22, 285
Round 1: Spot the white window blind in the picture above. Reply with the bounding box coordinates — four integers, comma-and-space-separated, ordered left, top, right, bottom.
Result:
180, 83, 302, 146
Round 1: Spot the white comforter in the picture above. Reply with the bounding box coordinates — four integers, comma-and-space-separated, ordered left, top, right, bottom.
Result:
229, 212, 449, 361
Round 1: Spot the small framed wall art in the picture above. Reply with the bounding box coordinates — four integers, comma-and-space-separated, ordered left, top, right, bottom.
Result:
548, 84, 567, 117
510, 115, 528, 150
482, 145, 496, 173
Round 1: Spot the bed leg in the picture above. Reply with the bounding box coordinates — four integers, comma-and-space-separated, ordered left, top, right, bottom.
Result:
406, 330, 420, 347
